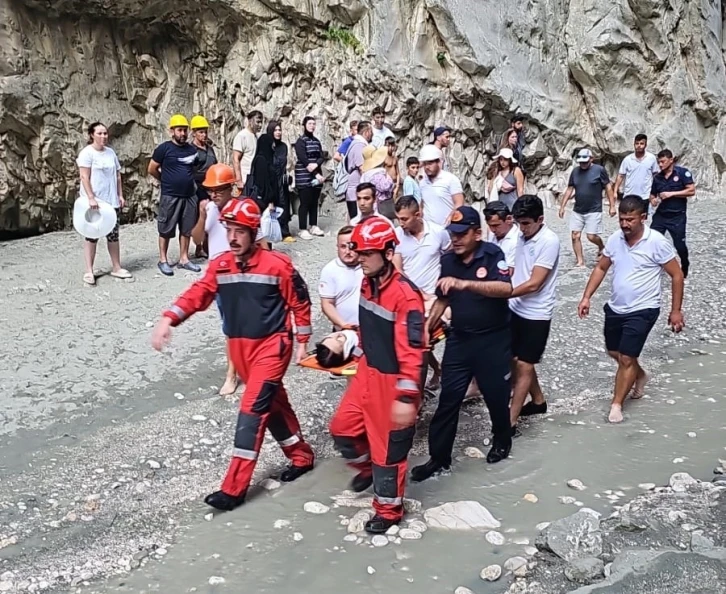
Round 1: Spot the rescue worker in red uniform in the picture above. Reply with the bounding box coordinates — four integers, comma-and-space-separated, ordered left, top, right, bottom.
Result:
329, 217, 427, 534
151, 198, 315, 511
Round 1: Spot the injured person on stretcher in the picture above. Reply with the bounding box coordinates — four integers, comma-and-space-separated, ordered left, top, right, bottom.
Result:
315, 329, 359, 369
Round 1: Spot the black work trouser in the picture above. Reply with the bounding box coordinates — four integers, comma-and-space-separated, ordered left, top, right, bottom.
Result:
298, 186, 322, 230
428, 329, 512, 465
650, 210, 689, 274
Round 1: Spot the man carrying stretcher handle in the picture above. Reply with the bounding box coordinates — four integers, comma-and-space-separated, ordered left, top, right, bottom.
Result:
152, 198, 315, 511
329, 217, 427, 535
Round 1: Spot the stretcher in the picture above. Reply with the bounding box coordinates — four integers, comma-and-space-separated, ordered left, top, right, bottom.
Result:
299, 324, 448, 376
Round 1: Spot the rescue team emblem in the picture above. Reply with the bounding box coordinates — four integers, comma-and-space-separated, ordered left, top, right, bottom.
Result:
673, 176, 679, 182
451, 210, 464, 222
476, 267, 487, 278
497, 260, 510, 274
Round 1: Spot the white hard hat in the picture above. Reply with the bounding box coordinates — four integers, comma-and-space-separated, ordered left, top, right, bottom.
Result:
72, 196, 118, 239
418, 144, 443, 163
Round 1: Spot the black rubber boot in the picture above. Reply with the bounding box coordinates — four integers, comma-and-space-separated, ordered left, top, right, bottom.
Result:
410, 458, 450, 483
279, 464, 314, 483
486, 440, 512, 464
365, 515, 399, 534
204, 490, 246, 511
350, 472, 373, 493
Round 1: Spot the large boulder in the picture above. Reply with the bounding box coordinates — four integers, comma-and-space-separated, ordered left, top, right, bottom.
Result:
535, 510, 603, 561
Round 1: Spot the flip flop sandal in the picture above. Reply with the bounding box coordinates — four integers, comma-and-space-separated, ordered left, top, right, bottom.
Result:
83, 273, 96, 285
110, 269, 132, 279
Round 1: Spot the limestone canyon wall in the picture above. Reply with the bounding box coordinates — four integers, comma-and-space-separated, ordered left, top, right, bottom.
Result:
0, 0, 724, 234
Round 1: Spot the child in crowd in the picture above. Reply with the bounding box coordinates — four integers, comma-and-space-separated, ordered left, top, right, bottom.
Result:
403, 156, 421, 203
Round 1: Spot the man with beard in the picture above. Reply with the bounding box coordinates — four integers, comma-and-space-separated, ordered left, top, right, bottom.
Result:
329, 217, 426, 534
152, 198, 316, 510
418, 145, 465, 227
232, 110, 263, 189
148, 114, 202, 276
613, 134, 659, 202
411, 206, 514, 482
432, 126, 452, 171
319, 226, 364, 330
578, 195, 684, 423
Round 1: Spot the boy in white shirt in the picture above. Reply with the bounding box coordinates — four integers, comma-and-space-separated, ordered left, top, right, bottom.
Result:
613, 134, 660, 200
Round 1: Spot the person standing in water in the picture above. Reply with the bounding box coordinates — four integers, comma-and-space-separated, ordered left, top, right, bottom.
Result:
577, 195, 684, 424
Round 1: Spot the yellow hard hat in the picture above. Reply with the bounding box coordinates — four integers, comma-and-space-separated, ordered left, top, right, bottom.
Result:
169, 114, 189, 129
190, 115, 210, 130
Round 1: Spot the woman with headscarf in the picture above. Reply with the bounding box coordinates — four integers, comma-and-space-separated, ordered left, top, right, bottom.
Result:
267, 120, 293, 242
294, 116, 325, 240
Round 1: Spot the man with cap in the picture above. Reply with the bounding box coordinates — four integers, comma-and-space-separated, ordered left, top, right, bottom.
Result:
432, 126, 452, 171
329, 217, 427, 534
152, 198, 316, 511
411, 206, 514, 483
558, 148, 616, 267
190, 114, 218, 258
418, 145, 465, 227
148, 114, 202, 276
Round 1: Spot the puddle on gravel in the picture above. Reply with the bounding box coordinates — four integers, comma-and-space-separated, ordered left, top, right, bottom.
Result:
92, 342, 726, 594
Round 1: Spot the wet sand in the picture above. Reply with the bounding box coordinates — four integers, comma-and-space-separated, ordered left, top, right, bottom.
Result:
0, 201, 724, 593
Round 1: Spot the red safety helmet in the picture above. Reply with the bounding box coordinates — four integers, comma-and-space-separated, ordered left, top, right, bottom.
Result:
219, 198, 261, 231
349, 217, 399, 252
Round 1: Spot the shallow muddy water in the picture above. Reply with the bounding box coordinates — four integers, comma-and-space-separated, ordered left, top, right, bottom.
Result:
91, 339, 726, 594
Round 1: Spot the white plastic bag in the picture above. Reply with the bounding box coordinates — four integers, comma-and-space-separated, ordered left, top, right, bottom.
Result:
260, 206, 284, 243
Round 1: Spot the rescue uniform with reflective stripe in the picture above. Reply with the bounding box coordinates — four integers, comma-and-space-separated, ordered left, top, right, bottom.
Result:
329, 269, 426, 521
163, 248, 315, 497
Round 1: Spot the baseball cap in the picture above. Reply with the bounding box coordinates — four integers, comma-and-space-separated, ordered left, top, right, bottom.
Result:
446, 206, 481, 234
433, 126, 451, 139
576, 148, 593, 163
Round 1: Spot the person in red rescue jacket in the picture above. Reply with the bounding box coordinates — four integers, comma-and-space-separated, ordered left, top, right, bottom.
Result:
329, 217, 427, 534
151, 198, 315, 511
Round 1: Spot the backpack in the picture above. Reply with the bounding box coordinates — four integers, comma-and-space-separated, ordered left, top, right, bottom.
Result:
332, 140, 363, 200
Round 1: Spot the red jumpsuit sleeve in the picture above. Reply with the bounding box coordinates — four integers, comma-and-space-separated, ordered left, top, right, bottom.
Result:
394, 291, 427, 405
163, 260, 219, 327
280, 260, 313, 344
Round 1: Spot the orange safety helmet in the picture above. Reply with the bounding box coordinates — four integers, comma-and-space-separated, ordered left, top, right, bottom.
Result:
349, 217, 399, 252
203, 164, 237, 189
219, 198, 261, 231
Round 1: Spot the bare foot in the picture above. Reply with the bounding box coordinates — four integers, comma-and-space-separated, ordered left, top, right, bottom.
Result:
219, 377, 238, 396
630, 372, 650, 399
608, 403, 624, 423
575, 261, 586, 268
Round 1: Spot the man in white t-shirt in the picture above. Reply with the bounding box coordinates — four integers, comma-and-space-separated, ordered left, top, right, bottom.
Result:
508, 195, 561, 434
418, 145, 465, 227
349, 182, 395, 229
232, 110, 263, 188
319, 226, 364, 330
393, 195, 451, 390
578, 196, 684, 424
613, 134, 660, 200
483, 201, 518, 274
370, 106, 395, 148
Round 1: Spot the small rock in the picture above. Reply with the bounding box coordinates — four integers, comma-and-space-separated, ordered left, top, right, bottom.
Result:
504, 556, 527, 574
670, 472, 697, 492
638, 483, 656, 490
464, 447, 485, 458
486, 531, 505, 545
174, 392, 185, 400
348, 510, 373, 533
146, 460, 161, 470
687, 432, 697, 438
407, 520, 427, 533
564, 557, 605, 584
559, 496, 577, 505
343, 534, 357, 542
371, 535, 388, 547
690, 532, 714, 552
535, 522, 550, 531
567, 479, 586, 491
293, 532, 304, 542
156, 548, 167, 556
273, 519, 290, 529
208, 576, 225, 585
192, 415, 207, 422
524, 546, 538, 556
303, 501, 330, 514
424, 501, 500, 531
0, 582, 12, 592
455, 588, 475, 594
603, 562, 613, 577
714, 467, 724, 475
480, 564, 502, 581
399, 529, 422, 540
259, 478, 281, 491
523, 493, 538, 503
367, 566, 376, 575
204, 513, 213, 522
385, 524, 399, 536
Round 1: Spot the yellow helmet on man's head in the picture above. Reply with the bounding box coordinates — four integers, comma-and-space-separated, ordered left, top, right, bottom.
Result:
190, 115, 210, 130
169, 114, 189, 129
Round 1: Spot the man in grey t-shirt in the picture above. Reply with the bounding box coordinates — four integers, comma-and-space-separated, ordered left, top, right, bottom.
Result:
558, 148, 616, 267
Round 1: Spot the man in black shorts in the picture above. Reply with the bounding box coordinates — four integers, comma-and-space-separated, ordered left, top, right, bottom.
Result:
578, 196, 685, 423
148, 114, 202, 276
508, 195, 561, 434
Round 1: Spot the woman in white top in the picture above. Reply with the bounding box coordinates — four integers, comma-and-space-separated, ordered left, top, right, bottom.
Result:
77, 122, 132, 285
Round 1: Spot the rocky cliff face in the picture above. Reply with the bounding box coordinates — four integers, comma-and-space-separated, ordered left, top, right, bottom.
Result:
1, 0, 724, 235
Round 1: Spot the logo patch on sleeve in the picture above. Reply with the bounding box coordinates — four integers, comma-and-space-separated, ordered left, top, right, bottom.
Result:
497, 260, 510, 274
685, 171, 692, 178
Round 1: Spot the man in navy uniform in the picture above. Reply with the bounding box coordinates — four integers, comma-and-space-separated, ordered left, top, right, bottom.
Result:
411, 205, 514, 482
649, 149, 696, 277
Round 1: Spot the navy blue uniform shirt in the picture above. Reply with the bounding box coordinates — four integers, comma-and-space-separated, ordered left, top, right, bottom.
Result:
152, 141, 199, 198
650, 165, 694, 215
436, 241, 512, 335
